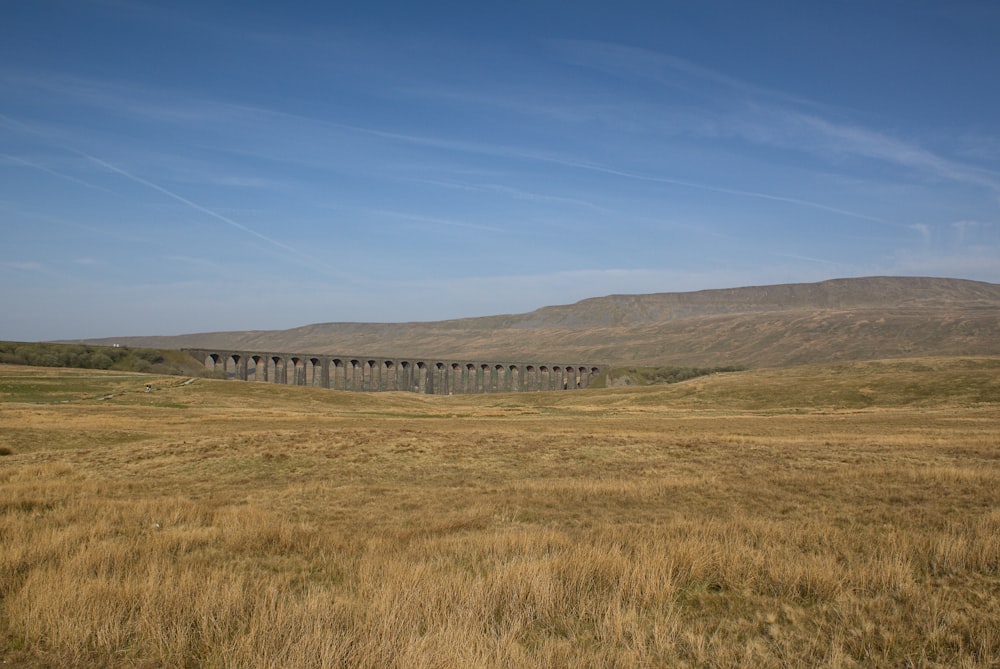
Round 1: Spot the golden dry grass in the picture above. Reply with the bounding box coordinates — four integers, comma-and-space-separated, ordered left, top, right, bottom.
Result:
1, 359, 999, 667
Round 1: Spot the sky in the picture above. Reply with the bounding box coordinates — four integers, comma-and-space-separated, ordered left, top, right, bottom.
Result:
2, 0, 999, 341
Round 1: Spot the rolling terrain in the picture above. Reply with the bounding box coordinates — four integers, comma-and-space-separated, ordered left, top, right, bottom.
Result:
75, 277, 1000, 367
2, 358, 999, 667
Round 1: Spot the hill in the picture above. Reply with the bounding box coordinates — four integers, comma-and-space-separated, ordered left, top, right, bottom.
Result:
74, 276, 1000, 368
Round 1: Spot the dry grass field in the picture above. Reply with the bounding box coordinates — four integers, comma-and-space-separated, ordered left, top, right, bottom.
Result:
1, 357, 999, 667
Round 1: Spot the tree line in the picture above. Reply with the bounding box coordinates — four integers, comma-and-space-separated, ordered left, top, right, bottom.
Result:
0, 341, 167, 373
644, 365, 746, 384
604, 365, 747, 387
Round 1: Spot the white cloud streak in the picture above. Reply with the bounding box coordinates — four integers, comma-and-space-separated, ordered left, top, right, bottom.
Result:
350, 207, 508, 234
403, 177, 611, 213
531, 156, 886, 222
0, 111, 350, 278
217, 103, 888, 222
2, 70, 904, 224
780, 110, 1000, 193
550, 40, 1000, 198
78, 151, 295, 251
0, 152, 115, 194
0, 260, 45, 271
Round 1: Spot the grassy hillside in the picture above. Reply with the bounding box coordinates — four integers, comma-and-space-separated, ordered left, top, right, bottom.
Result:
73, 277, 1000, 368
2, 359, 999, 667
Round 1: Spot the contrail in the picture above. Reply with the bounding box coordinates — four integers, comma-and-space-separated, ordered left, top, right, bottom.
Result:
0, 152, 115, 194
76, 152, 349, 276
78, 152, 298, 252
0, 112, 343, 275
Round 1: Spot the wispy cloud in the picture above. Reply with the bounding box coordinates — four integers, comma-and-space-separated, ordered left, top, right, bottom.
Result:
769, 251, 844, 267
3, 69, 898, 224
549, 39, 1000, 198
534, 156, 886, 222
910, 223, 932, 243
548, 40, 822, 111
1, 260, 45, 271
0, 111, 350, 278
192, 98, 888, 223
350, 207, 508, 234
0, 199, 148, 243
204, 175, 290, 190
0, 71, 227, 125
404, 177, 611, 212
950, 219, 995, 247
890, 247, 1000, 279
0, 152, 115, 194
779, 110, 1000, 193
161, 254, 235, 276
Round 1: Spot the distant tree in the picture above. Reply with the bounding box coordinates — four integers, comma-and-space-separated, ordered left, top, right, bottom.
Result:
86, 352, 114, 369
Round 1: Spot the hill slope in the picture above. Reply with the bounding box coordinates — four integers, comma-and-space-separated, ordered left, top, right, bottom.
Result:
76, 276, 1000, 367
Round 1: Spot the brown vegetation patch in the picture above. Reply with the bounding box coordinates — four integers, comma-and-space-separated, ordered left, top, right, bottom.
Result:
1, 360, 999, 667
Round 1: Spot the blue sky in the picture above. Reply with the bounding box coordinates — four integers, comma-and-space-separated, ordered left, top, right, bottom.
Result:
2, 0, 999, 340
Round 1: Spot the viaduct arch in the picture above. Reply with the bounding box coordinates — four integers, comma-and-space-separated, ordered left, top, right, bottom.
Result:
184, 349, 602, 394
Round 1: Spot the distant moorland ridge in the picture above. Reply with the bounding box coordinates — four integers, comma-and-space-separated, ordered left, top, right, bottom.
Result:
75, 277, 1000, 368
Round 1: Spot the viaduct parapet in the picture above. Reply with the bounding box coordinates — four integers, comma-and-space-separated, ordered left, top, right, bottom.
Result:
184, 349, 603, 394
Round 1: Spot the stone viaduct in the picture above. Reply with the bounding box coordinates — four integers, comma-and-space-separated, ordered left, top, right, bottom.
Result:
184, 349, 603, 394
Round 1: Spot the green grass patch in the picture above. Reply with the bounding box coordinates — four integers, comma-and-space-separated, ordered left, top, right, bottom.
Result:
0, 369, 171, 404
1, 379, 125, 403
599, 365, 747, 388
